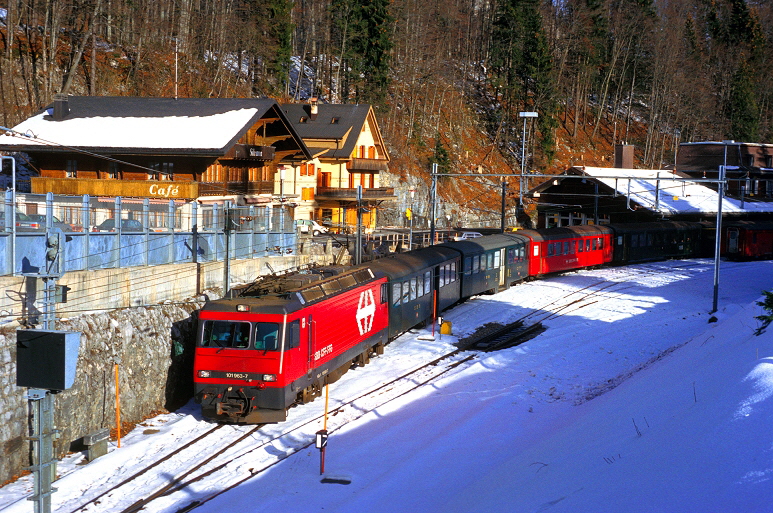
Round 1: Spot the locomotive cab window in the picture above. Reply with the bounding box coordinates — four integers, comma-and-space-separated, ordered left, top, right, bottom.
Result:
287, 320, 300, 349
201, 320, 251, 349
255, 322, 280, 351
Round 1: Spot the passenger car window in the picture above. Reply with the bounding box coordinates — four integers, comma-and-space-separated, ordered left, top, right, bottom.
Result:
424, 271, 432, 293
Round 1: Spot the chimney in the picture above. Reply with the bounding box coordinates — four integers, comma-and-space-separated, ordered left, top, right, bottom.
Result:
614, 144, 634, 169
53, 94, 69, 121
310, 97, 318, 120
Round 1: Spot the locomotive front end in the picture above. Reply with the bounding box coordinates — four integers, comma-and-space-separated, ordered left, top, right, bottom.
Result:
194, 301, 297, 424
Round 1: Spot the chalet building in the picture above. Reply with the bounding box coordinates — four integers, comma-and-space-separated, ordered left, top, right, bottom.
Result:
0, 95, 311, 227
281, 99, 395, 232
677, 141, 773, 199
528, 166, 773, 228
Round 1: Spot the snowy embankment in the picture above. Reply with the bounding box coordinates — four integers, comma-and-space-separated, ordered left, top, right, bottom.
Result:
1, 259, 772, 513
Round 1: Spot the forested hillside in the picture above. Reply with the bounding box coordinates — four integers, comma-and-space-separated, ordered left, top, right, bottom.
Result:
0, 0, 769, 222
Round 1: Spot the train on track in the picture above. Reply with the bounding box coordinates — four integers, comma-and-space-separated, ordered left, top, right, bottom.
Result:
193, 219, 773, 423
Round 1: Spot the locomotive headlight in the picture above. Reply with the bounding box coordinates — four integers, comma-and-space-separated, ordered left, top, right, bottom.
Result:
262, 374, 277, 382
236, 304, 249, 312
198, 370, 211, 378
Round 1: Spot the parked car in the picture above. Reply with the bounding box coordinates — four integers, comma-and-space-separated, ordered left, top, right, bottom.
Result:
26, 214, 81, 232
295, 219, 329, 236
454, 231, 483, 241
0, 211, 45, 231
96, 218, 145, 232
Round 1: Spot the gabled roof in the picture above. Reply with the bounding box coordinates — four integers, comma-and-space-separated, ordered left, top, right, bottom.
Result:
534, 166, 773, 215
281, 103, 387, 160
0, 96, 311, 159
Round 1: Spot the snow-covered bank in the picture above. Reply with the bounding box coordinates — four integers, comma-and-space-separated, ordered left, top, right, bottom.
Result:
1, 259, 772, 513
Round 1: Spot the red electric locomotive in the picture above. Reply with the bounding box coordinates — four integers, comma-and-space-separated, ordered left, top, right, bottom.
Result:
194, 267, 389, 423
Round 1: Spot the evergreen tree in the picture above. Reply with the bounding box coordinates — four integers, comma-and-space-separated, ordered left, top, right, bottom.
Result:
489, 0, 558, 162
331, 0, 394, 105
728, 62, 759, 141
429, 136, 452, 176
266, 0, 294, 96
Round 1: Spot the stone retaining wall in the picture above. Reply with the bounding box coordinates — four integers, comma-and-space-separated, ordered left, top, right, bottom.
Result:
0, 245, 344, 484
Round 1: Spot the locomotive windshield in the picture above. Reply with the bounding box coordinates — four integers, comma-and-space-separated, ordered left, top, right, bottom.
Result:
200, 320, 280, 351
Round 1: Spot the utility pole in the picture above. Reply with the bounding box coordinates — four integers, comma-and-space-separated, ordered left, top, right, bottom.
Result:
500, 179, 507, 233
408, 188, 415, 250
429, 163, 437, 245
1, 156, 16, 275
519, 111, 538, 222
712, 165, 726, 314
355, 185, 363, 264
22, 192, 68, 513
223, 202, 232, 297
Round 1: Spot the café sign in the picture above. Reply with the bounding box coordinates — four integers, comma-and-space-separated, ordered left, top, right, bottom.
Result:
31, 177, 199, 200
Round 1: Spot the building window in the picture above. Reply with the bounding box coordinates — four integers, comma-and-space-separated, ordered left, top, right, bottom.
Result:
300, 163, 315, 177
148, 162, 174, 180
765, 156, 773, 168
745, 154, 755, 167
65, 159, 77, 178
108, 162, 120, 179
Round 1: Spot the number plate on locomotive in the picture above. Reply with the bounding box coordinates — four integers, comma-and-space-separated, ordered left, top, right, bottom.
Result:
209, 371, 261, 381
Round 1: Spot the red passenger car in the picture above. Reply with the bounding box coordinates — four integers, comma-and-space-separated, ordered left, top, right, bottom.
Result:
724, 222, 773, 260
194, 268, 389, 423
519, 225, 614, 276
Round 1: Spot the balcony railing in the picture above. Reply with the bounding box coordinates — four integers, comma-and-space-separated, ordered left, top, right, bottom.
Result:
315, 187, 395, 201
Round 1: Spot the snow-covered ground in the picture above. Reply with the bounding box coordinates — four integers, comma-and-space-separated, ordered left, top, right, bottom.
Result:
2, 258, 772, 513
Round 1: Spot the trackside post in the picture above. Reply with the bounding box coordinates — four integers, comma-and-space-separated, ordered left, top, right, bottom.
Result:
316, 384, 330, 474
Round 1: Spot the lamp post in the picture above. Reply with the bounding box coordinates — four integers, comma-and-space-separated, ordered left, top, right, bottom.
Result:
519, 111, 538, 221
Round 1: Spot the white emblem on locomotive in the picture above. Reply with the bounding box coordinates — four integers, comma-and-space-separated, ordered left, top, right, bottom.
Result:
356, 289, 376, 335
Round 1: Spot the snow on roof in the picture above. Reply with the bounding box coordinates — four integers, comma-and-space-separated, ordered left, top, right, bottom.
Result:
579, 166, 773, 214
2, 108, 259, 152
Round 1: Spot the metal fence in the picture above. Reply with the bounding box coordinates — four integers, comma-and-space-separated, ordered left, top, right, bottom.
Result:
0, 191, 296, 276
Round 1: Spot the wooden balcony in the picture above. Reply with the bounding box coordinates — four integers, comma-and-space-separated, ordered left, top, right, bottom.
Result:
315, 187, 396, 201
347, 158, 388, 173
198, 180, 274, 196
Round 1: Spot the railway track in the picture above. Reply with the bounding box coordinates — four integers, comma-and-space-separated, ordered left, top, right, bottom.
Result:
54, 261, 704, 513
57, 348, 478, 513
